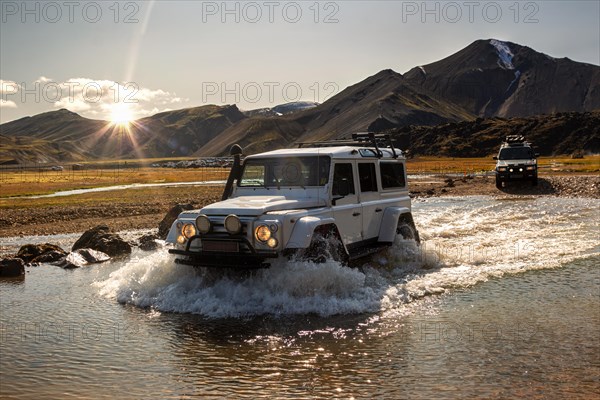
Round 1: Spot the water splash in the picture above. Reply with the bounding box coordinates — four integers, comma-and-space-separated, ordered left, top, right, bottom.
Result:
96, 196, 599, 318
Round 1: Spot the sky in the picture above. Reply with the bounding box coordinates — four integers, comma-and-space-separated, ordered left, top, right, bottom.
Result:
1, 0, 599, 123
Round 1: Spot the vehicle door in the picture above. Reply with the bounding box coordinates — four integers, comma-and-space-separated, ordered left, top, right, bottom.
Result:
331, 162, 362, 244
357, 161, 383, 240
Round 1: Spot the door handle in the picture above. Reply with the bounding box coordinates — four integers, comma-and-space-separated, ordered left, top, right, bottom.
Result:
375, 208, 382, 212
352, 212, 361, 216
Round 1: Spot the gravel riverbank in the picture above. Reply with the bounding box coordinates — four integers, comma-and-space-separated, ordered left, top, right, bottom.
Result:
1, 175, 598, 238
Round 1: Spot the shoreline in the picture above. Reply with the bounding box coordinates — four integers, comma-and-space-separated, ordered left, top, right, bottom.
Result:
1, 175, 598, 239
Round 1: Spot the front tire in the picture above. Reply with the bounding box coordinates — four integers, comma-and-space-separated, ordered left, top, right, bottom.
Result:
297, 229, 349, 265
496, 176, 502, 189
397, 218, 420, 244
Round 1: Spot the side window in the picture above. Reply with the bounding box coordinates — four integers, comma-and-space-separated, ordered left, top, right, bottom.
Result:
380, 162, 406, 189
332, 163, 355, 195
358, 163, 378, 192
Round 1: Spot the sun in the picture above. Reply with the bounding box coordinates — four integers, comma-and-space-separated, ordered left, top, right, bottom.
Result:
109, 103, 134, 126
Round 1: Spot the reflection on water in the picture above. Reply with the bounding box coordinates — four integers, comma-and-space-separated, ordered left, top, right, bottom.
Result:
1, 196, 598, 398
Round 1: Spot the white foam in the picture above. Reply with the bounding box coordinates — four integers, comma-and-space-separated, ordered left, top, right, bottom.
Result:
96, 197, 599, 319
96, 252, 387, 318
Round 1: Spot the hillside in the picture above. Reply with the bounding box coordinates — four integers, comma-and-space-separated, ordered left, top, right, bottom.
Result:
0, 105, 246, 163
196, 69, 475, 156
2, 39, 599, 162
404, 39, 600, 118
387, 111, 600, 157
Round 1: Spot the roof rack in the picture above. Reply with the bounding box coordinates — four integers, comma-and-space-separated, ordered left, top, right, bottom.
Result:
504, 135, 527, 144
297, 132, 399, 158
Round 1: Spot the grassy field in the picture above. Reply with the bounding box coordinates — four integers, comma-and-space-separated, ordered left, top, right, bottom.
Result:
0, 167, 229, 197
0, 184, 225, 210
407, 155, 600, 175
0, 156, 598, 198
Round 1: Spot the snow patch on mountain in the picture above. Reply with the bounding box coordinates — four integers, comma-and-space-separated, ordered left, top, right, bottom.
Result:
490, 39, 515, 70
506, 70, 522, 92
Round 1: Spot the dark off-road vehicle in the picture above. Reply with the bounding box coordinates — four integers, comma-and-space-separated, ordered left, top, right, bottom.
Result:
494, 136, 539, 189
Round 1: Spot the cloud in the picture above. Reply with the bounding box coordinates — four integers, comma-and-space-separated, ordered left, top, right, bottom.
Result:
0, 99, 17, 108
0, 80, 20, 95
48, 77, 187, 120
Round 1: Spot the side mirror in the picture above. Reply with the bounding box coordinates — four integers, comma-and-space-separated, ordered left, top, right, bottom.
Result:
493, 156, 498, 160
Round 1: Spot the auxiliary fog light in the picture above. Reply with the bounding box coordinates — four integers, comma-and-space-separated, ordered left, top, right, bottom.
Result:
255, 225, 271, 242
224, 214, 242, 234
182, 223, 196, 239
196, 214, 211, 234
267, 238, 278, 248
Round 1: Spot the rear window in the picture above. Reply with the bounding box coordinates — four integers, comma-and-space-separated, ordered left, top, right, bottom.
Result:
358, 163, 378, 192
380, 162, 406, 189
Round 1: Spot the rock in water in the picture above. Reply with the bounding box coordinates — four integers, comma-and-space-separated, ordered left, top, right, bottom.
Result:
16, 243, 67, 263
72, 225, 132, 257
158, 204, 194, 239
0, 258, 25, 277
55, 248, 111, 269
31, 250, 68, 264
138, 234, 160, 251
57, 252, 88, 269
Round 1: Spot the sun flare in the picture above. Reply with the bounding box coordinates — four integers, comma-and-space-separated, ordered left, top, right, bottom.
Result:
110, 104, 134, 126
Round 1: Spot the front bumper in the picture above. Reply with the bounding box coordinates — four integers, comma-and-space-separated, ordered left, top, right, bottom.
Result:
496, 169, 537, 181
168, 234, 278, 268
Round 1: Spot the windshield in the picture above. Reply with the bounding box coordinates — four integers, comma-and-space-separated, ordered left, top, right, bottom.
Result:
498, 147, 535, 160
239, 156, 331, 188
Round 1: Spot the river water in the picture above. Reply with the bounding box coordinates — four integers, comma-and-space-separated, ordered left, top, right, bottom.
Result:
1, 196, 598, 399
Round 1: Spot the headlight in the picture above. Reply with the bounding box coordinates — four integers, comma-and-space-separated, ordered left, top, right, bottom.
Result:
182, 223, 196, 239
224, 214, 242, 234
255, 225, 271, 242
497, 167, 507, 172
526, 166, 536, 171
195, 214, 211, 234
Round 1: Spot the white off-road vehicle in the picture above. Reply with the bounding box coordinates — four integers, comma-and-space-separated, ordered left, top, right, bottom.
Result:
166, 133, 419, 268
494, 135, 539, 189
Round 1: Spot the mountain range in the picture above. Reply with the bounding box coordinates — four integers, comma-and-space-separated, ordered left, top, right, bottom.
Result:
1, 39, 599, 164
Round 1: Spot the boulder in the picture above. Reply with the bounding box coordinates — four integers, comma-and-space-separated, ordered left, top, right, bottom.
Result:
32, 250, 68, 264
158, 204, 194, 239
55, 248, 111, 269
138, 234, 160, 251
16, 243, 67, 263
72, 225, 131, 257
0, 258, 25, 277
